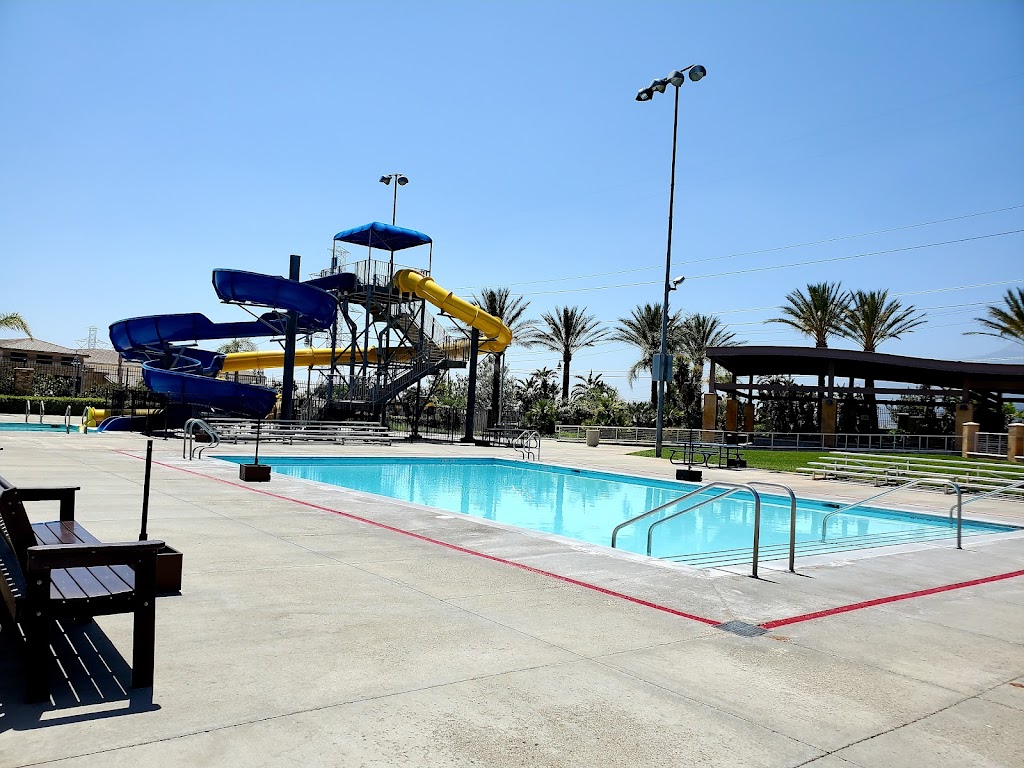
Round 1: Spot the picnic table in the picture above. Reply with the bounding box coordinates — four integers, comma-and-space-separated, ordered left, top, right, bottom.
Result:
668, 442, 746, 470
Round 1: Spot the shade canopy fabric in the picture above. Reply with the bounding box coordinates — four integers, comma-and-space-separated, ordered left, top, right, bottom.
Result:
333, 222, 432, 252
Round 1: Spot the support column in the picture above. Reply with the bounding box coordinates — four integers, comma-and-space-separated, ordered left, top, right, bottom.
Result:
961, 421, 979, 458
701, 393, 718, 441
280, 254, 301, 421
821, 398, 837, 448
954, 403, 975, 452
461, 328, 480, 443
743, 401, 755, 433
1007, 422, 1024, 463
725, 398, 738, 432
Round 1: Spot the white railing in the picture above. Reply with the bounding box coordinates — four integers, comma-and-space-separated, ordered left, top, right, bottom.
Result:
974, 432, 1009, 457
555, 425, 956, 453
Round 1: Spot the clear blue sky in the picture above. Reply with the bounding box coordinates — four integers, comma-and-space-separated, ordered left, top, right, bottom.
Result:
2, 1, 1022, 395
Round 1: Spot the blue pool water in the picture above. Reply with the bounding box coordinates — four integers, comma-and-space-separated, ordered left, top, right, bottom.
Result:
218, 457, 1016, 564
0, 422, 76, 433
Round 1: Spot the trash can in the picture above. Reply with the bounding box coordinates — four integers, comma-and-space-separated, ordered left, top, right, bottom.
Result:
586, 428, 600, 447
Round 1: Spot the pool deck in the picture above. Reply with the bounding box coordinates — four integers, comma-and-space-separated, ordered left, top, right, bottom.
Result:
1, 426, 1022, 766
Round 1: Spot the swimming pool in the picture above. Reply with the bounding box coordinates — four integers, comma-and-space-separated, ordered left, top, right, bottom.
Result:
218, 457, 1017, 565
0, 422, 78, 433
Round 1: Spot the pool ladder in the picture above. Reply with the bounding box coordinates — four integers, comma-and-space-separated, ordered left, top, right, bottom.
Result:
512, 430, 541, 462
183, 418, 221, 460
610, 481, 797, 578
820, 478, 963, 548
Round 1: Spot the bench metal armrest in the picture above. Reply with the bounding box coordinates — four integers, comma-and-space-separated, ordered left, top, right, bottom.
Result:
16, 486, 81, 521
26, 540, 164, 571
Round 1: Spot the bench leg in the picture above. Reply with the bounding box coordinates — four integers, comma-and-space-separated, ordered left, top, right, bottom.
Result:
23, 613, 51, 703
132, 556, 157, 689
131, 600, 156, 688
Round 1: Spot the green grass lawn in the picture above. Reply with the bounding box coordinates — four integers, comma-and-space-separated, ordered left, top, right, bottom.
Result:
627, 447, 1015, 474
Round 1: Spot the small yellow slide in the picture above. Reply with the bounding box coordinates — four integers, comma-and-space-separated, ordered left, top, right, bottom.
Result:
393, 269, 512, 353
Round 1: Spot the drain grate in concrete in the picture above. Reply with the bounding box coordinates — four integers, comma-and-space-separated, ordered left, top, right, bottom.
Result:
715, 620, 768, 637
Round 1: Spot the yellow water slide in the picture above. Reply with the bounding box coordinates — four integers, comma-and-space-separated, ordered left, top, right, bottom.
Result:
393, 269, 512, 353
219, 346, 415, 372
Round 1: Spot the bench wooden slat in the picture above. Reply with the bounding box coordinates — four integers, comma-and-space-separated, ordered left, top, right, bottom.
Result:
50, 568, 87, 600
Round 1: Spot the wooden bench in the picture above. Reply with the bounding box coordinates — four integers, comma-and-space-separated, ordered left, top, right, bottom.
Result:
0, 475, 164, 702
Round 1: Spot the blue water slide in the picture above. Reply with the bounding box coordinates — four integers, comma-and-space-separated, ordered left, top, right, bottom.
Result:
109, 269, 339, 418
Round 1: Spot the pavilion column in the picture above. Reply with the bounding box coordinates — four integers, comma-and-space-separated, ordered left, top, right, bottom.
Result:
743, 401, 755, 433
725, 398, 738, 432
954, 403, 974, 452
701, 393, 718, 441
821, 397, 837, 448
1007, 422, 1024, 463
961, 421, 979, 458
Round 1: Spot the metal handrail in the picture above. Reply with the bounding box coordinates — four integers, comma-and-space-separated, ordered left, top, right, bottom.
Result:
611, 481, 766, 578
25, 400, 30, 423
38, 400, 44, 423
64, 405, 72, 434
821, 478, 963, 549
643, 483, 763, 578
745, 481, 798, 573
611, 483, 733, 548
646, 487, 747, 555
183, 418, 220, 460
512, 430, 541, 461
949, 479, 1024, 518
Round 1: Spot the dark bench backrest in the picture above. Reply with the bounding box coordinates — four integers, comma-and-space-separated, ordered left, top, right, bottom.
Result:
0, 480, 36, 573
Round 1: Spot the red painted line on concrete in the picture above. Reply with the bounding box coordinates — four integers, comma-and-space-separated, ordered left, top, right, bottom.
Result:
118, 452, 722, 626
761, 569, 1024, 629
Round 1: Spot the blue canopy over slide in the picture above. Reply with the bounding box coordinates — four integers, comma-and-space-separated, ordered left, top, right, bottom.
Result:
109, 268, 339, 419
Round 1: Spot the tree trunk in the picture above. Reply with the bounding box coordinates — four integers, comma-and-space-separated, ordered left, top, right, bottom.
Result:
561, 354, 571, 400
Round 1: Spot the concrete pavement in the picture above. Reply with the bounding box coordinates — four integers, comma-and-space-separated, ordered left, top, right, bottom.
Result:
0, 426, 1021, 766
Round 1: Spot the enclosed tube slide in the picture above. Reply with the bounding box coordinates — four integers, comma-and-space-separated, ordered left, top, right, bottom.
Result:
109, 269, 338, 418
392, 269, 512, 353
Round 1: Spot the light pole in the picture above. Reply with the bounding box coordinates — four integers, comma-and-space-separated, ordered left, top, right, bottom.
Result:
636, 64, 707, 458
379, 173, 409, 226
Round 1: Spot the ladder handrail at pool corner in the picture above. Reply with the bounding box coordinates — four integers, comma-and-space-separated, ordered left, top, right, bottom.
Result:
745, 481, 798, 573
611, 481, 779, 579
821, 478, 963, 549
183, 418, 221, 460
512, 429, 541, 461
64, 405, 72, 434
38, 400, 44, 423
642, 483, 764, 578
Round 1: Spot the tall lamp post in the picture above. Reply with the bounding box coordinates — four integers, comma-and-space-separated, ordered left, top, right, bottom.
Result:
636, 64, 707, 458
379, 173, 409, 226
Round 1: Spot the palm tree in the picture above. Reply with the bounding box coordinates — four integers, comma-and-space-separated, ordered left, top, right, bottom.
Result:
840, 290, 925, 352
472, 287, 534, 426
570, 370, 610, 402
840, 290, 925, 431
611, 302, 684, 407
0, 312, 32, 338
525, 306, 609, 400
678, 313, 738, 387
968, 288, 1024, 345
770, 282, 850, 347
